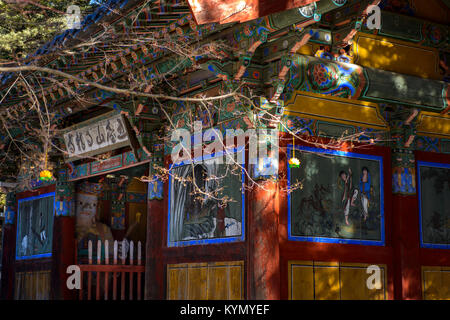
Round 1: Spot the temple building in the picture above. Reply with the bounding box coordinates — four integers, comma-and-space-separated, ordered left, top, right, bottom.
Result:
0, 0, 449, 300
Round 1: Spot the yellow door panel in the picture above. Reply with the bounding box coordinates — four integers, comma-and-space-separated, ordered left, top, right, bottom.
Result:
188, 266, 208, 300
340, 265, 386, 300
229, 266, 244, 300
289, 261, 388, 300
167, 261, 244, 300
423, 267, 450, 300
14, 270, 51, 300
208, 265, 229, 300
314, 265, 340, 300
167, 266, 188, 300
289, 264, 314, 300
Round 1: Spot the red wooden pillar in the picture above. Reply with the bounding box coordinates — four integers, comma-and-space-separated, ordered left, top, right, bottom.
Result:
1, 224, 16, 300
50, 181, 76, 300
392, 193, 422, 300
50, 216, 76, 300
248, 180, 280, 300
144, 181, 165, 299
1, 193, 17, 300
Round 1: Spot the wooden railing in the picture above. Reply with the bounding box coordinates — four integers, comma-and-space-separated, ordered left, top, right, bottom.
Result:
78, 240, 144, 300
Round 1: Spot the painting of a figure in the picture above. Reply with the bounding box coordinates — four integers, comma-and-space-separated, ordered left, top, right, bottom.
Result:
16, 193, 55, 260
169, 159, 244, 246
418, 162, 450, 248
75, 183, 114, 261
148, 175, 163, 200
289, 146, 384, 245
392, 167, 416, 194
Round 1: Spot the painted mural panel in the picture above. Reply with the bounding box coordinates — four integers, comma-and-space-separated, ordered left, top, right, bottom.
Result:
418, 162, 450, 249
16, 193, 55, 260
288, 146, 384, 245
168, 157, 244, 246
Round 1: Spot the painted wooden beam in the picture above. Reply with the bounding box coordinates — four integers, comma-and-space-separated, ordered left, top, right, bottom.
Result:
279, 54, 449, 112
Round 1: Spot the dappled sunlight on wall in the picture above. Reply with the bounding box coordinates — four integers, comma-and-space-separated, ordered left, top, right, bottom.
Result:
353, 33, 441, 80
289, 261, 387, 300
422, 266, 450, 300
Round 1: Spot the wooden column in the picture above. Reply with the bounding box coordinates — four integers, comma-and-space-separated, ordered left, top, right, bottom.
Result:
144, 198, 164, 299
144, 172, 165, 299
248, 180, 280, 299
51, 180, 76, 300
1, 225, 16, 300
392, 193, 422, 300
386, 106, 422, 300
1, 193, 16, 300
50, 216, 76, 299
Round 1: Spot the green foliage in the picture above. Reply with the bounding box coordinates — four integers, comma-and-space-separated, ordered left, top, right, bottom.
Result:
0, 193, 5, 208
0, 0, 94, 60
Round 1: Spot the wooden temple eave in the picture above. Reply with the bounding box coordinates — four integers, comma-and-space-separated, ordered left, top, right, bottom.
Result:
1, 0, 448, 137
0, 24, 226, 112
4, 1, 372, 113
0, 3, 301, 110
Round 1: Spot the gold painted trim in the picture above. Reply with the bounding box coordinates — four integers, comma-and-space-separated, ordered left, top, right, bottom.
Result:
284, 91, 388, 130
352, 32, 441, 80
416, 112, 450, 139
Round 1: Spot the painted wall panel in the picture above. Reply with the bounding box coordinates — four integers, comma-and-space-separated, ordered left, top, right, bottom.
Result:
287, 146, 385, 246
16, 193, 55, 260
168, 150, 245, 247
417, 161, 450, 249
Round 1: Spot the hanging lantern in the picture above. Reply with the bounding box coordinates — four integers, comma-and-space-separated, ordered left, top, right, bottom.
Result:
39, 146, 53, 181
39, 169, 53, 181
289, 135, 301, 168
289, 157, 301, 168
